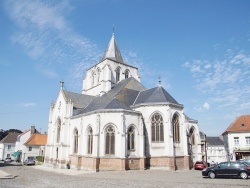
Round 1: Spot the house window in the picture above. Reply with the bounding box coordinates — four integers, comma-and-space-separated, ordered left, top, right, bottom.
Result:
7, 154, 10, 158
29, 147, 32, 151
87, 127, 93, 154
57, 118, 61, 143
246, 137, 250, 145
234, 137, 239, 146
151, 113, 164, 143
173, 114, 180, 143
105, 126, 115, 155
125, 70, 129, 79
74, 129, 78, 154
128, 126, 135, 150
116, 68, 120, 83
7, 145, 11, 150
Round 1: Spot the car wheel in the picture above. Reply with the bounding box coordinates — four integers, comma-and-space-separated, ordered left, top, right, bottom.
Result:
208, 171, 215, 179
240, 172, 248, 179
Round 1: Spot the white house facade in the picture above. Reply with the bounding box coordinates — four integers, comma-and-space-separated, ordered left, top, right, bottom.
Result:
206, 137, 226, 164
223, 114, 250, 161
44, 33, 202, 171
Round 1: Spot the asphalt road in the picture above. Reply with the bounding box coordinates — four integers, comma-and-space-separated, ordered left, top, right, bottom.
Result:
0, 162, 249, 188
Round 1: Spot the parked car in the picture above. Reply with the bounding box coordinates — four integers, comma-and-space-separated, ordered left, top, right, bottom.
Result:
194, 161, 207, 170
202, 161, 250, 179
23, 157, 35, 165
4, 157, 12, 163
237, 159, 250, 166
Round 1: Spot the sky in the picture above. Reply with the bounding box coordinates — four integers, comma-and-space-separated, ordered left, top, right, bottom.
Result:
0, 0, 249, 136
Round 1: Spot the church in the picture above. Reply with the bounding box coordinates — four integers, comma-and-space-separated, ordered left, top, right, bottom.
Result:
44, 33, 202, 171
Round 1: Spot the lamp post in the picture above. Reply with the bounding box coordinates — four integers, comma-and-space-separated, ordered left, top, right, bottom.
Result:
23, 153, 26, 165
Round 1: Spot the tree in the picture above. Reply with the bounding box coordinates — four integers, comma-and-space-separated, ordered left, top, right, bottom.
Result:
0, 129, 22, 141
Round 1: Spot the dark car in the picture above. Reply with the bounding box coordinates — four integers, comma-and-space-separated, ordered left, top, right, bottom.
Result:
194, 161, 207, 170
237, 159, 250, 166
202, 161, 250, 179
4, 157, 12, 163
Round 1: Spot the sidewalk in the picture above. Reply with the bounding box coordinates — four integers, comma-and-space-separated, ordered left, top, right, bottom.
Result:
32, 165, 94, 176
0, 169, 15, 179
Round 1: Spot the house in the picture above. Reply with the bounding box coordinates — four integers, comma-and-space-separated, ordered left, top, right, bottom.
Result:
15, 126, 39, 162
24, 133, 47, 161
222, 114, 250, 161
206, 136, 226, 164
45, 33, 202, 171
0, 132, 20, 160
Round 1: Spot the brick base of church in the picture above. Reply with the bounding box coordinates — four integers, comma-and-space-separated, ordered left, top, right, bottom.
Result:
45, 155, 190, 171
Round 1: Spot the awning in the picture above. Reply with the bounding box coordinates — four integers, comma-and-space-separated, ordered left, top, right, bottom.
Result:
11, 151, 22, 157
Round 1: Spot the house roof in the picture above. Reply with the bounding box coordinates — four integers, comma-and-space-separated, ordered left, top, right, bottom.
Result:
24, 134, 47, 146
0, 132, 20, 143
223, 114, 250, 135
206, 137, 224, 146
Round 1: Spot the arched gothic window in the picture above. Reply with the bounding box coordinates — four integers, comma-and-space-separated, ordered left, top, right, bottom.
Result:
87, 127, 93, 154
74, 129, 78, 154
189, 128, 195, 145
128, 126, 135, 150
97, 68, 101, 83
56, 118, 61, 143
151, 113, 164, 142
173, 114, 180, 143
91, 71, 95, 86
116, 68, 120, 83
125, 70, 129, 79
105, 126, 115, 155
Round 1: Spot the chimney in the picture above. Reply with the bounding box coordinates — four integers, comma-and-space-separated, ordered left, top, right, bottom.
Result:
31, 125, 36, 134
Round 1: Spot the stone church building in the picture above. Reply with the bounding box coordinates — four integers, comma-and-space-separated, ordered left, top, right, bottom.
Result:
44, 33, 202, 171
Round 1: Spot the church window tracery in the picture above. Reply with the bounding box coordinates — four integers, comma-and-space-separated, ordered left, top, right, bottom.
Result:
151, 113, 164, 142
87, 127, 93, 154
56, 118, 61, 143
173, 114, 180, 143
91, 71, 95, 86
116, 67, 121, 83
125, 69, 129, 79
73, 129, 79, 154
128, 126, 135, 150
105, 126, 115, 155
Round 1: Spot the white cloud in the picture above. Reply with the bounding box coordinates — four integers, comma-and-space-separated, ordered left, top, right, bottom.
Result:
23, 103, 37, 107
203, 102, 210, 110
4, 0, 101, 90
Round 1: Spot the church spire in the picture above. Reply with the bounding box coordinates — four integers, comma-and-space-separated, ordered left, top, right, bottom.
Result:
101, 32, 125, 64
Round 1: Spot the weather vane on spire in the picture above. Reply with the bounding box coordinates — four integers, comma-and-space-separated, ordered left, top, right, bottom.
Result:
113, 24, 115, 34
60, 80, 64, 90
158, 76, 161, 86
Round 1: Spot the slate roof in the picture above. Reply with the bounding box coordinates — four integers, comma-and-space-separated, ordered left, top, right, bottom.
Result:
71, 77, 182, 117
100, 33, 125, 64
206, 137, 224, 146
223, 114, 250, 135
0, 132, 20, 143
24, 134, 47, 146
134, 86, 180, 105
62, 90, 95, 109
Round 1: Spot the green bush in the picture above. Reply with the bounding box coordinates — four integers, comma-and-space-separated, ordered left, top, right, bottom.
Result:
36, 156, 43, 162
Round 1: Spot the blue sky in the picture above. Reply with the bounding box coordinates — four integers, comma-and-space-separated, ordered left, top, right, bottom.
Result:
0, 0, 249, 136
